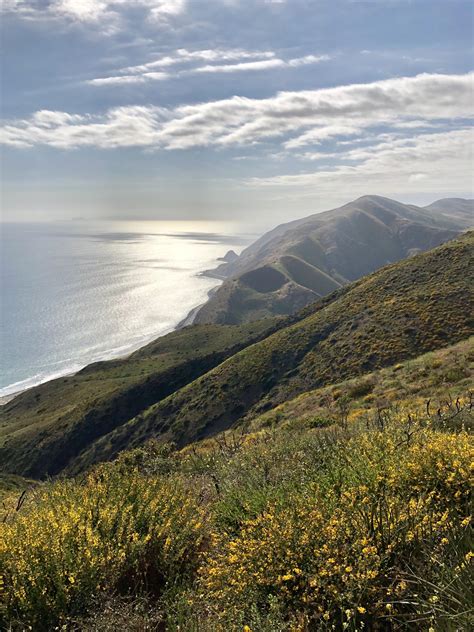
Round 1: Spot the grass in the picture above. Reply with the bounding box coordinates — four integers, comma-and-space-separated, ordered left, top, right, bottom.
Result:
1, 338, 473, 630
247, 337, 474, 433
0, 319, 280, 478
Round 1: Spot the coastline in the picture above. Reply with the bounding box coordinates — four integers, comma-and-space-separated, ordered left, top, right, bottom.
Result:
175, 280, 222, 328
0, 266, 229, 407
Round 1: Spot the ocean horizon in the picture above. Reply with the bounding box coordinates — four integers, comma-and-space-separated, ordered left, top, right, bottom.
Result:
0, 220, 252, 398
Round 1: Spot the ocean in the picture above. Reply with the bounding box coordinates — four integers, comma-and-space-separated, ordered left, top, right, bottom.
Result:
0, 220, 251, 398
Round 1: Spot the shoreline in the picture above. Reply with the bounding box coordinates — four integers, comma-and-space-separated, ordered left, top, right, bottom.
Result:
0, 268, 229, 408
175, 280, 221, 328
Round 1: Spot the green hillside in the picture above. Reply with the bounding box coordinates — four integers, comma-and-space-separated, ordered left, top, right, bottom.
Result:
1, 339, 472, 631
0, 319, 280, 478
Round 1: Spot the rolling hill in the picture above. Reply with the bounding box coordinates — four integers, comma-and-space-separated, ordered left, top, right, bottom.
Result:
0, 319, 281, 478
193, 195, 473, 324
1, 231, 472, 478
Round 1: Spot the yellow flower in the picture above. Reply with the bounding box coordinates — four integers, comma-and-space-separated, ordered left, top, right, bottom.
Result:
357, 606, 366, 614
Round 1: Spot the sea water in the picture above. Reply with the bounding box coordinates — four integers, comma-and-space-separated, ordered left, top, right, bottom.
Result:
0, 220, 250, 397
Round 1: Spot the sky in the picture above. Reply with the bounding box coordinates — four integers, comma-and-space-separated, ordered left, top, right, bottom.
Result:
1, 0, 473, 225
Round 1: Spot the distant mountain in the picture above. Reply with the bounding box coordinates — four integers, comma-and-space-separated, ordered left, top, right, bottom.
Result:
1, 232, 472, 478
193, 195, 472, 325
424, 198, 474, 227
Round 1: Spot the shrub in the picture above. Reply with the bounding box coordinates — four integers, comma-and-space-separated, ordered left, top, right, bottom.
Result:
0, 467, 206, 630
198, 425, 473, 630
348, 379, 375, 399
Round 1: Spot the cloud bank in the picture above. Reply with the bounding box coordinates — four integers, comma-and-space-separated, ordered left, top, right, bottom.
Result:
249, 128, 473, 193
2, 72, 472, 152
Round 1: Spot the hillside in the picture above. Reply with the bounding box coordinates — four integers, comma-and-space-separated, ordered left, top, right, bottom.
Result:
193, 195, 472, 324
2, 231, 470, 479
2, 338, 472, 631
70, 231, 471, 472
424, 198, 474, 227
0, 319, 281, 478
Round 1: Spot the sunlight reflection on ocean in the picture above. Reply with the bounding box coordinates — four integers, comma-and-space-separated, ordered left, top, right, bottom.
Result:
0, 220, 252, 397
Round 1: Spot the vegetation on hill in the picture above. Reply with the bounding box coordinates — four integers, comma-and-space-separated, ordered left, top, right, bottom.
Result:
0, 319, 280, 478
1, 232, 472, 479
65, 231, 474, 474
248, 337, 474, 434
1, 339, 472, 630
194, 195, 472, 324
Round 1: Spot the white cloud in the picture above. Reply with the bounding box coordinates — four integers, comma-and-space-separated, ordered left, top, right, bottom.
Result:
192, 58, 285, 74
1, 0, 187, 28
191, 54, 329, 74
88, 71, 169, 85
147, 0, 185, 22
54, 0, 109, 22
122, 49, 276, 75
247, 128, 473, 197
86, 49, 329, 85
288, 54, 330, 67
1, 72, 473, 152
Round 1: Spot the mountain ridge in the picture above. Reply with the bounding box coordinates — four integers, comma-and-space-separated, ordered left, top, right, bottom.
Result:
194, 195, 472, 325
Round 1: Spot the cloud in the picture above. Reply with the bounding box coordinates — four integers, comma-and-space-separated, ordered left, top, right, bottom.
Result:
88, 71, 169, 86
2, 0, 186, 28
191, 54, 330, 74
54, 0, 110, 23
122, 49, 277, 74
1, 72, 473, 151
247, 128, 473, 196
86, 49, 329, 86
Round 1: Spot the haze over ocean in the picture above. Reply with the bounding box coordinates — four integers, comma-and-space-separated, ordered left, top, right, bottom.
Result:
0, 221, 251, 397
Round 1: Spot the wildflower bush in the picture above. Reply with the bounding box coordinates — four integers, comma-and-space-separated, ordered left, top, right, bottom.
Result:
196, 422, 473, 630
0, 358, 473, 630
0, 466, 206, 629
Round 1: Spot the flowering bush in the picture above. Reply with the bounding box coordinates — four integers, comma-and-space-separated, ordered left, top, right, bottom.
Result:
0, 467, 206, 629
0, 394, 472, 630
199, 426, 473, 630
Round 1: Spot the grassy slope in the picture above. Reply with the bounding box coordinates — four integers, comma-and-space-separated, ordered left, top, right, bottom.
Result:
0, 319, 280, 478
2, 339, 473, 631
246, 336, 474, 434
68, 232, 473, 473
